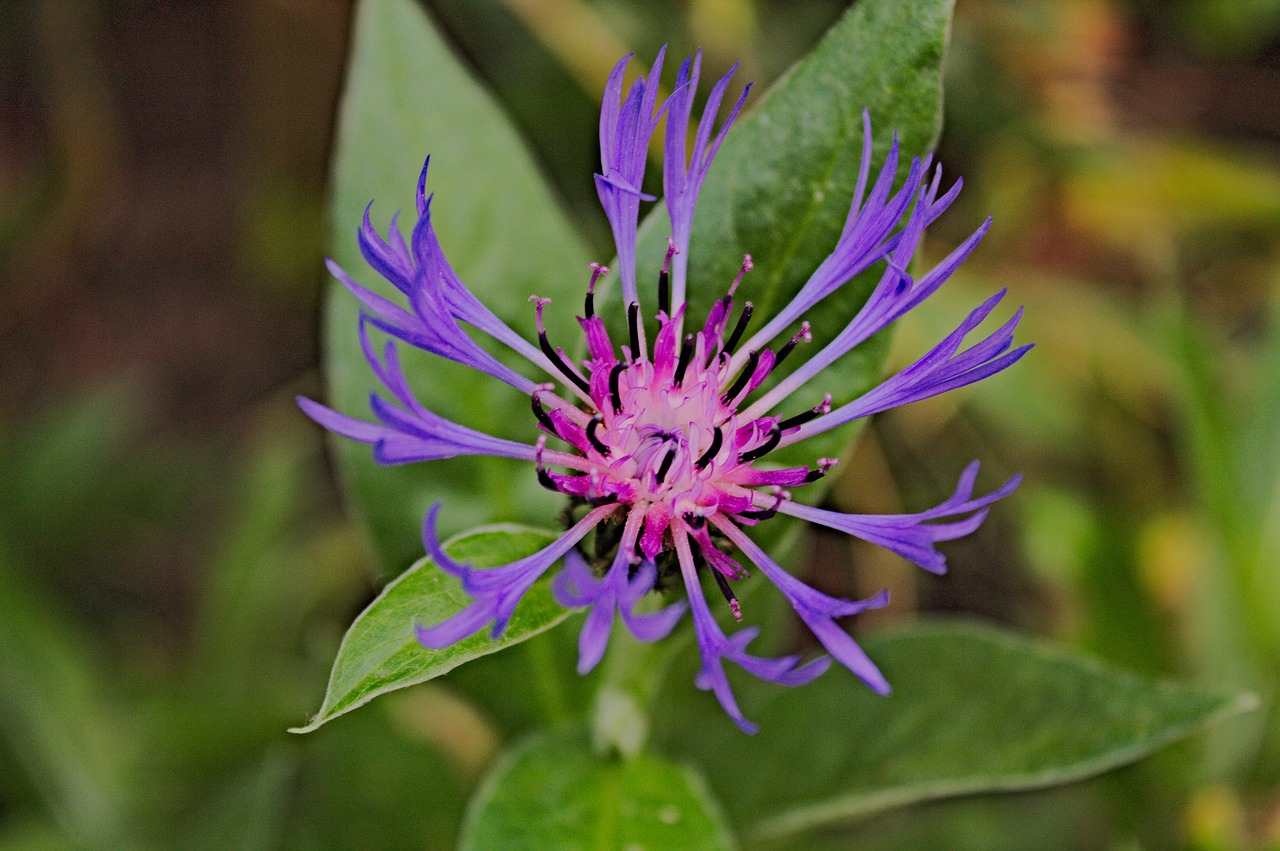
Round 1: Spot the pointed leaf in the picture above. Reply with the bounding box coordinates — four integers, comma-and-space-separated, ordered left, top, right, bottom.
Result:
631, 0, 958, 480
323, 0, 589, 572
654, 621, 1255, 843
292, 525, 571, 733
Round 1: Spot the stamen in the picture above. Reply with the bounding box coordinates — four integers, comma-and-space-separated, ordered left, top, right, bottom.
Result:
729, 254, 753, 296
738, 423, 782, 463
712, 569, 743, 621
722, 302, 754, 356
533, 296, 592, 395
685, 512, 707, 531
695, 427, 724, 469
673, 334, 695, 386
741, 487, 787, 520
584, 262, 608, 318
586, 416, 611, 456
773, 321, 812, 368
627, 302, 642, 361
779, 395, 831, 432
530, 392, 557, 434
608, 363, 626, 411
778, 408, 821, 431
655, 446, 677, 485
534, 437, 559, 492
802, 457, 839, 484
722, 349, 760, 403
658, 237, 677, 316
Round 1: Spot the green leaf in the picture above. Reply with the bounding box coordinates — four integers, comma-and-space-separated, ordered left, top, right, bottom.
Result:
0, 551, 129, 846
653, 621, 1255, 844
630, 0, 958, 480
324, 0, 589, 572
761, 786, 1099, 851
292, 525, 573, 733
460, 729, 736, 851
189, 423, 358, 703
182, 748, 295, 851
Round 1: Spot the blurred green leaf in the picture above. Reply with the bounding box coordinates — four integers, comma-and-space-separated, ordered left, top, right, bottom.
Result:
1066, 139, 1280, 254
0, 553, 129, 847
324, 0, 590, 573
183, 748, 295, 851
0, 379, 183, 572
189, 424, 358, 703
460, 728, 736, 850
654, 621, 1254, 844
1177, 0, 1280, 59
630, 0, 957, 482
283, 704, 470, 850
0, 820, 83, 851
765, 785, 1102, 851
293, 525, 572, 733
442, 626, 598, 735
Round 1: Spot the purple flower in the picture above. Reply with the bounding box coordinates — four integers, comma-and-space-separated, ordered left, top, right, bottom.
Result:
302, 51, 1029, 733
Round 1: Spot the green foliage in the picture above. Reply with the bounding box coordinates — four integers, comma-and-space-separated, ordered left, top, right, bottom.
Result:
7, 0, 1277, 847
324, 0, 590, 572
631, 0, 957, 479
292, 526, 574, 733
655, 622, 1253, 843
0, 553, 129, 848
305, 2, 1263, 846
460, 728, 736, 851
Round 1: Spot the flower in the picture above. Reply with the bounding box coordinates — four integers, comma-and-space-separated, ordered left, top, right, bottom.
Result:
300, 50, 1028, 733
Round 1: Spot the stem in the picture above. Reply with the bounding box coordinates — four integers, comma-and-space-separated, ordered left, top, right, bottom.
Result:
591, 596, 680, 758
522, 632, 571, 724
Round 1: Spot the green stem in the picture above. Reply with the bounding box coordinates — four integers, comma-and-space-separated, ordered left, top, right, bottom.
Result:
591, 597, 681, 758
522, 632, 571, 724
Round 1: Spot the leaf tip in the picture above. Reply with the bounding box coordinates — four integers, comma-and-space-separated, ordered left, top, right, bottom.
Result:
287, 718, 324, 735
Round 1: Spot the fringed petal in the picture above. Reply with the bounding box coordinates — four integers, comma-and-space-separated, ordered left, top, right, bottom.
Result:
778, 463, 1022, 574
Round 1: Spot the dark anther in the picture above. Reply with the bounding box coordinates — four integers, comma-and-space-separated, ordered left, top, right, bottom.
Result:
588, 493, 618, 508
722, 350, 760, 403
802, 466, 828, 483
740, 505, 779, 521
722, 302, 754, 355
608, 363, 626, 411
658, 267, 671, 315
685, 513, 706, 530
695, 427, 724, 469
711, 570, 743, 621
655, 447, 677, 485
673, 334, 695, 386
586, 416, 611, 456
779, 406, 823, 431
738, 424, 782, 463
538, 326, 592, 395
585, 263, 607, 319
530, 395, 557, 434
537, 466, 559, 491
774, 337, 801, 368
627, 302, 641, 359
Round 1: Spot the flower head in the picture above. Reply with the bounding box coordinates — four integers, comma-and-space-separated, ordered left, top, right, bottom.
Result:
302, 51, 1028, 733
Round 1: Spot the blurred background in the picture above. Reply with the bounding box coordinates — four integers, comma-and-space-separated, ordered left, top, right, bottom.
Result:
2, 0, 1279, 847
